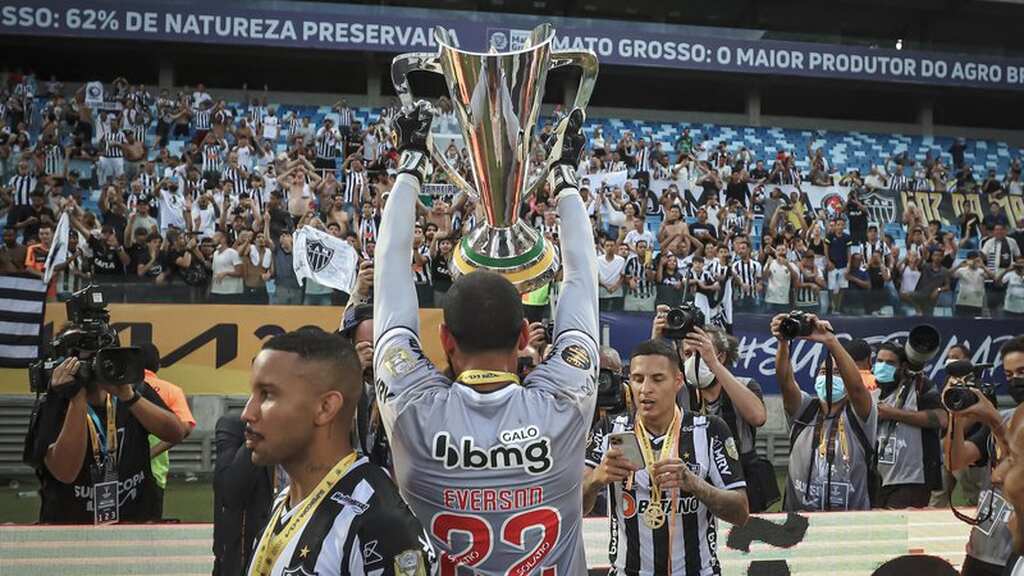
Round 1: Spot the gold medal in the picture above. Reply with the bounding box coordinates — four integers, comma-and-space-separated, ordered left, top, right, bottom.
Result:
635, 407, 680, 531
643, 503, 667, 529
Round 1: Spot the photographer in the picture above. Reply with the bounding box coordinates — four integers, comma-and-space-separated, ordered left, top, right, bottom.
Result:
652, 304, 774, 511
584, 345, 628, 517
874, 341, 946, 509
25, 338, 185, 524
944, 336, 1024, 576
773, 313, 877, 511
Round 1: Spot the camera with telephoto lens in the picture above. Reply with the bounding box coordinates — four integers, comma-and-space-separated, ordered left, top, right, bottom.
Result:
597, 366, 628, 413
663, 304, 705, 340
942, 359, 996, 412
27, 286, 144, 395
777, 310, 815, 340
904, 324, 941, 370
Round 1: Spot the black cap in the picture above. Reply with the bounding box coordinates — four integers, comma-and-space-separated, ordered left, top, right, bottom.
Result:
339, 303, 373, 338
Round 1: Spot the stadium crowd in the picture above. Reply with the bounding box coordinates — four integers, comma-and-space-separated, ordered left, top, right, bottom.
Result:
10, 78, 1024, 576
1, 72, 1023, 322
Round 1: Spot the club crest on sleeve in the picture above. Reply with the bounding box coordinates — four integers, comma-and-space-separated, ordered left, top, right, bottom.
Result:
561, 344, 591, 370
382, 346, 416, 377
394, 549, 427, 576
725, 436, 739, 461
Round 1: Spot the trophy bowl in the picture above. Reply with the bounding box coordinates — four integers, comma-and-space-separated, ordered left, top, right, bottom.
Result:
392, 24, 598, 293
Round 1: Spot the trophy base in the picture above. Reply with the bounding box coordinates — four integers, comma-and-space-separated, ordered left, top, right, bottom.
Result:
450, 222, 560, 294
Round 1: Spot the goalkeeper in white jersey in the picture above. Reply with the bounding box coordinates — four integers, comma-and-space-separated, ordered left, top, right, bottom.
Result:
373, 103, 599, 575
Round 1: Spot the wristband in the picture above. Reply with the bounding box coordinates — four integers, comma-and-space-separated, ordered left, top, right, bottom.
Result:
121, 390, 141, 408
397, 149, 430, 184
547, 164, 579, 198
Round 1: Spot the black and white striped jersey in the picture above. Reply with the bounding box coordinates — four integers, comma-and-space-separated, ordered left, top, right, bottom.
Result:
635, 146, 650, 173
359, 217, 378, 247
731, 259, 762, 297
537, 221, 561, 240
7, 174, 37, 205
337, 107, 354, 128
860, 239, 886, 264
342, 169, 366, 205
587, 413, 745, 576
192, 107, 212, 131
888, 174, 909, 192
248, 105, 266, 126
316, 127, 341, 160
794, 267, 822, 308
246, 455, 436, 576
183, 177, 207, 200
202, 141, 226, 174
138, 171, 157, 195
101, 130, 127, 158
625, 253, 655, 299
42, 144, 64, 177
413, 244, 431, 285
221, 166, 248, 195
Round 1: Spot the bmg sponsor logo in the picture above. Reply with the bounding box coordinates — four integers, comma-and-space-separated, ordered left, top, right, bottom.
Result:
432, 430, 553, 475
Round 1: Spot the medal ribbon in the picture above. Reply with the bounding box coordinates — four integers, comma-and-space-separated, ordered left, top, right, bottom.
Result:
457, 370, 521, 387
85, 395, 117, 468
634, 407, 681, 520
249, 452, 358, 576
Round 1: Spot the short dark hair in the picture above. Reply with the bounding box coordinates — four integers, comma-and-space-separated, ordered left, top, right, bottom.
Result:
261, 327, 362, 398
140, 342, 160, 372
1001, 336, 1024, 361
876, 341, 907, 364
950, 343, 971, 357
629, 339, 680, 372
838, 339, 870, 363
443, 271, 523, 354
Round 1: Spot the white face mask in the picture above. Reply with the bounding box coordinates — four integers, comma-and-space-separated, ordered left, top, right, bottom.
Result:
684, 355, 716, 389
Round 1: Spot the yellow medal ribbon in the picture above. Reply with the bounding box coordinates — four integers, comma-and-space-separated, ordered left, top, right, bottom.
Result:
457, 370, 521, 387
249, 452, 359, 576
634, 407, 681, 529
85, 394, 117, 469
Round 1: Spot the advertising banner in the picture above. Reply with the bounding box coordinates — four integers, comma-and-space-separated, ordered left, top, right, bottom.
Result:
601, 312, 1021, 393
3, 1, 1024, 90
1, 303, 1017, 395
0, 304, 447, 395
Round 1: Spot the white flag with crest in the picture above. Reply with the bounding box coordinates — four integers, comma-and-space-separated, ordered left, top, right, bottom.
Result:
292, 225, 359, 292
42, 212, 70, 285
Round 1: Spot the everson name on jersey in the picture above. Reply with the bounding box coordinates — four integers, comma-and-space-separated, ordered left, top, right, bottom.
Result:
432, 430, 553, 475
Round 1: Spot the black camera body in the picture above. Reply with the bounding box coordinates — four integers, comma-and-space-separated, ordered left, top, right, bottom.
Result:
778, 310, 815, 340
663, 304, 705, 340
942, 359, 995, 412
541, 319, 555, 344
28, 286, 144, 395
597, 367, 628, 414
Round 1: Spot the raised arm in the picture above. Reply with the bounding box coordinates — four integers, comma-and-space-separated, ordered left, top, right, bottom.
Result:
770, 315, 803, 418
549, 109, 599, 345
373, 103, 432, 344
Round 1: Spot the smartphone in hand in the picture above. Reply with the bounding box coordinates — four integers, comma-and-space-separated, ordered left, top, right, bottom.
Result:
607, 431, 645, 469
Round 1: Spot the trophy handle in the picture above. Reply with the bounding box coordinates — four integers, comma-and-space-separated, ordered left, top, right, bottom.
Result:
550, 50, 599, 111
523, 50, 600, 200
391, 52, 477, 199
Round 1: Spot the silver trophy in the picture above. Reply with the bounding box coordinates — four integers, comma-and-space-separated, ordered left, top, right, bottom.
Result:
392, 24, 598, 293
